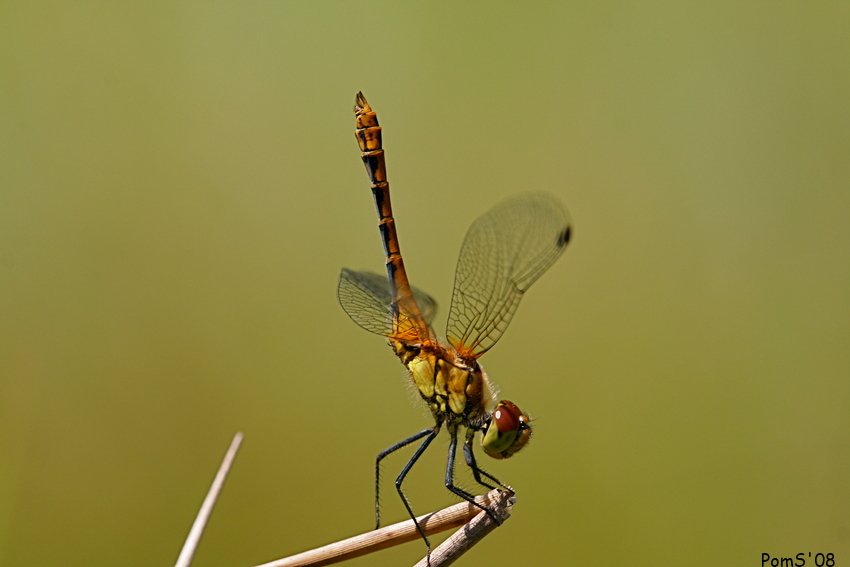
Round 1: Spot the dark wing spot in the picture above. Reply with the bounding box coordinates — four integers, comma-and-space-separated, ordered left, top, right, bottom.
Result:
557, 225, 572, 247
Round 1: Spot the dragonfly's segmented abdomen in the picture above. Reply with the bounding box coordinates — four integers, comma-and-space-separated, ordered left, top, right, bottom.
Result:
353, 93, 429, 344
354, 96, 386, 186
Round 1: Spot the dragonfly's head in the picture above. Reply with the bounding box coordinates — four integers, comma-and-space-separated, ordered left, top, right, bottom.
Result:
481, 400, 532, 460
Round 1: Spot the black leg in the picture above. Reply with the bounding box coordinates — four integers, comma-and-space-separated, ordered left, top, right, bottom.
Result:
463, 435, 510, 492
375, 427, 434, 529
392, 427, 440, 554
444, 427, 503, 526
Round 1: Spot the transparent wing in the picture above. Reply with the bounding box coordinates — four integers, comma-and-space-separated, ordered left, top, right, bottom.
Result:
338, 268, 438, 337
446, 192, 571, 358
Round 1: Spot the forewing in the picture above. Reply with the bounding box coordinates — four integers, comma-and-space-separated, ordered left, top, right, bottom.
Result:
338, 268, 438, 337
446, 192, 571, 357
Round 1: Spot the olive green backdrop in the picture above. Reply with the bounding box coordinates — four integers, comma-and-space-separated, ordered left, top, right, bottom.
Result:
1, 2, 848, 566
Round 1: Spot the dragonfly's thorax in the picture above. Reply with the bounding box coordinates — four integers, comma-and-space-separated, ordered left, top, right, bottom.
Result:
403, 344, 494, 427
389, 338, 421, 365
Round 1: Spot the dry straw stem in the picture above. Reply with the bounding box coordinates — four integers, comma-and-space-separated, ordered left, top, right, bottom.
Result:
174, 432, 244, 567
254, 489, 515, 567
412, 492, 514, 567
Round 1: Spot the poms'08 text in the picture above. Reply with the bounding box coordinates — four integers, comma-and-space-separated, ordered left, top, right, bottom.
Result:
762, 553, 835, 567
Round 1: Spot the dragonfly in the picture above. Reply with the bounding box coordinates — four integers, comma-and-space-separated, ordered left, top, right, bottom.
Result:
338, 93, 572, 553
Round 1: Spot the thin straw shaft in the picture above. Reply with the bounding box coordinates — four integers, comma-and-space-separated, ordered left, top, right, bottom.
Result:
174, 432, 244, 567
255, 489, 510, 567
413, 492, 514, 567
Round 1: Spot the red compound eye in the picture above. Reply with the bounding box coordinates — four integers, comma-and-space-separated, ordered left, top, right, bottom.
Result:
493, 400, 521, 433
481, 400, 533, 459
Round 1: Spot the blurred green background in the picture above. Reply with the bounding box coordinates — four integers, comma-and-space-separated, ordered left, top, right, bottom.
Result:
1, 2, 848, 566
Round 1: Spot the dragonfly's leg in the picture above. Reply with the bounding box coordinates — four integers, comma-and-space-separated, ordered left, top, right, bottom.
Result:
445, 427, 502, 526
462, 431, 511, 492
375, 427, 434, 529
392, 427, 440, 553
